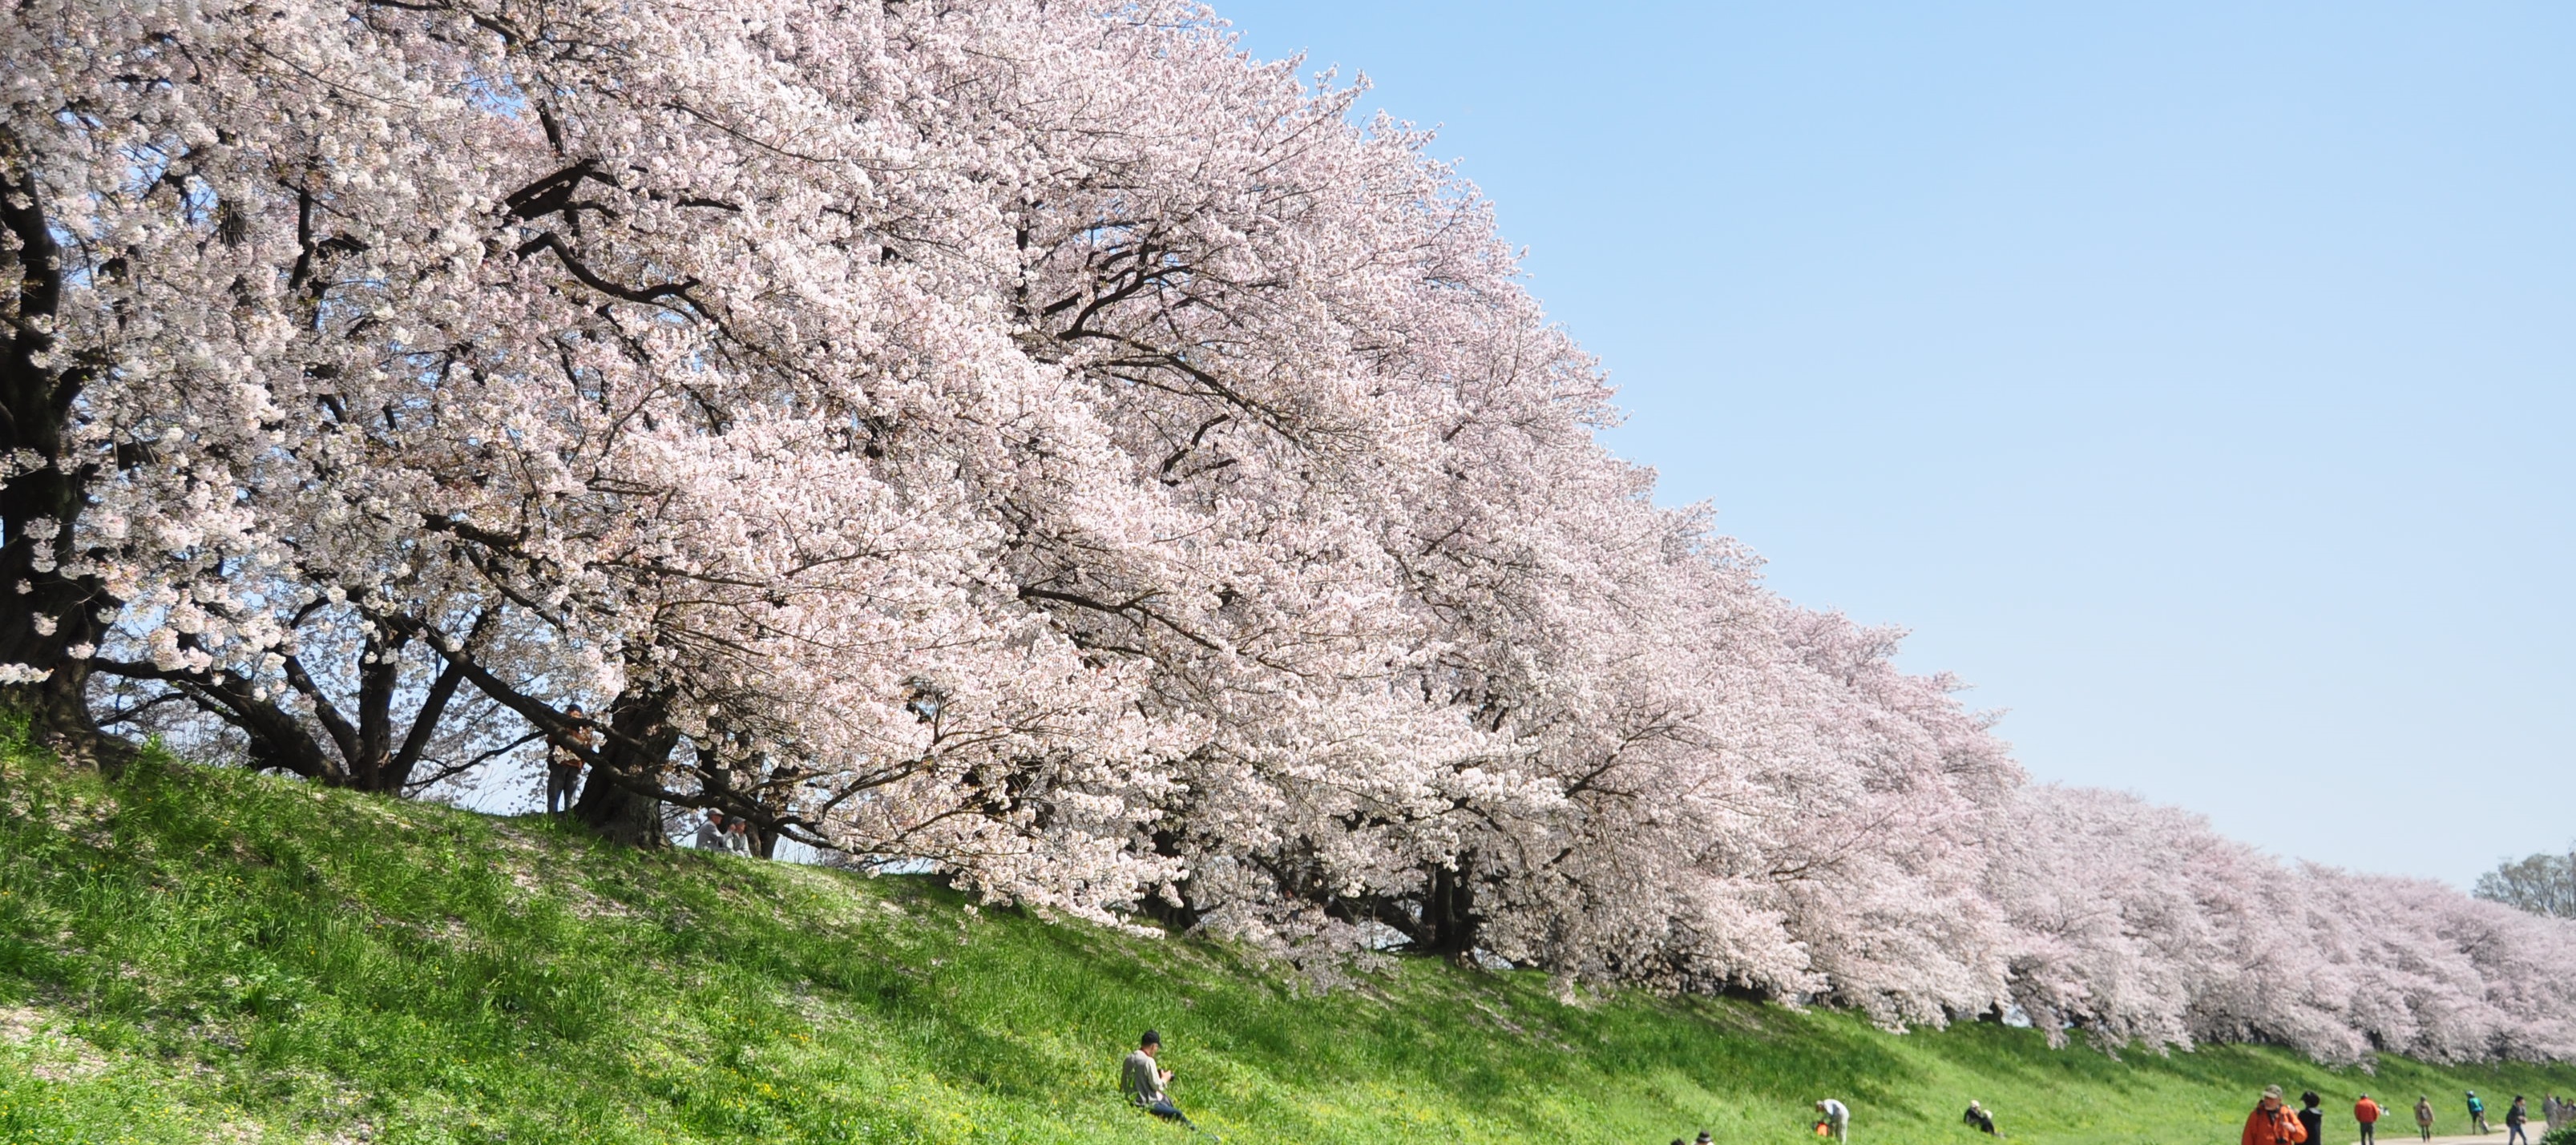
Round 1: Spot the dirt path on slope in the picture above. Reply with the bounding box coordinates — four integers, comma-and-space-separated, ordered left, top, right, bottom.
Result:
2334, 1133, 2547, 1145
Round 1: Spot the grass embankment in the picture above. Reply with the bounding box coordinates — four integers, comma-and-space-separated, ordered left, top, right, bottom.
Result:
2, 737, 2570, 1145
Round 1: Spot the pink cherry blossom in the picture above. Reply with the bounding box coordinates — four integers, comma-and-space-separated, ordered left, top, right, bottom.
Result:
4, 0, 2566, 1057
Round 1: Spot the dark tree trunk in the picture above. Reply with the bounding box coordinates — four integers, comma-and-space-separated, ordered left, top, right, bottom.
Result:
1137, 827, 1201, 931
0, 130, 122, 765
390, 617, 678, 849
337, 628, 471, 794
92, 620, 471, 793
1416, 856, 1482, 959
574, 686, 676, 847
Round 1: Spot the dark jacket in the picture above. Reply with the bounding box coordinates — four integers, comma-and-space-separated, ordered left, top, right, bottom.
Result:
2245, 1104, 2310, 1145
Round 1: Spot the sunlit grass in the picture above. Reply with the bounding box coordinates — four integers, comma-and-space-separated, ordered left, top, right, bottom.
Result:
1, 732, 2569, 1143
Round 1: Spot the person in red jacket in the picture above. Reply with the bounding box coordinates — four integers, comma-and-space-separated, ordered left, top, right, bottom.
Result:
2246, 1087, 2312, 1145
2358, 1094, 2385, 1145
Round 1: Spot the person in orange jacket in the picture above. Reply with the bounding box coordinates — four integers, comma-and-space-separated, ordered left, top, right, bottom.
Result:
2246, 1087, 2312, 1145
2357, 1094, 2386, 1145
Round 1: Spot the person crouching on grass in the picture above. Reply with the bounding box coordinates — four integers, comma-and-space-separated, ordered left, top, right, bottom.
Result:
1814, 1099, 1850, 1143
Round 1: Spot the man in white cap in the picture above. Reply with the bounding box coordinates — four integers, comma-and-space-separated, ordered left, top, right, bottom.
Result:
1816, 1099, 1851, 1144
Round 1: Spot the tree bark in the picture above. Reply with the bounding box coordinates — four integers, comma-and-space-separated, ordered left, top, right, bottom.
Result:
573, 684, 676, 847
0, 130, 122, 764
1415, 856, 1482, 959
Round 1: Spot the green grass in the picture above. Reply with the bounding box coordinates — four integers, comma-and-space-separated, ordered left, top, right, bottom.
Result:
1, 732, 2570, 1144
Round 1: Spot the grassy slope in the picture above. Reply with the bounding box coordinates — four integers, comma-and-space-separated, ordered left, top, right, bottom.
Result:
2, 738, 2571, 1145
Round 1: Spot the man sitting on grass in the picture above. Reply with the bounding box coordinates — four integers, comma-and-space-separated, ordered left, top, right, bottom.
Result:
1122, 1030, 1193, 1127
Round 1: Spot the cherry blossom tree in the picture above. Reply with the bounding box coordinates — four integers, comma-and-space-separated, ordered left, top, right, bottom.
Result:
1990, 786, 2576, 1062
9, 0, 2571, 1058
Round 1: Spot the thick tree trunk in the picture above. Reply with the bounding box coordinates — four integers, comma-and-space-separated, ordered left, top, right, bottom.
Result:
1416, 857, 1482, 960
1137, 827, 1201, 931
0, 130, 122, 765
340, 629, 470, 795
574, 687, 676, 847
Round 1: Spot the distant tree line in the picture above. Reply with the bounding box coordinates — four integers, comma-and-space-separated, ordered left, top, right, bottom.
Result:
2477, 845, 2576, 919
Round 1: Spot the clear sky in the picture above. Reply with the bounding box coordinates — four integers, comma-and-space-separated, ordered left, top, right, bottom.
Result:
1212, 1, 2576, 888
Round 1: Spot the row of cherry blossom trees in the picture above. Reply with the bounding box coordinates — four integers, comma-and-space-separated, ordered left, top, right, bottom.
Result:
6, 0, 2569, 1062
1989, 787, 2576, 1062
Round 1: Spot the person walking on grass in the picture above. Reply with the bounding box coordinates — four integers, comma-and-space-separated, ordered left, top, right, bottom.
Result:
2470, 1091, 2489, 1135
2245, 1086, 2312, 1145
546, 703, 592, 814
1815, 1099, 1851, 1144
1121, 1030, 1194, 1127
2356, 1094, 2384, 1145
2301, 1092, 2327, 1145
2505, 1096, 2530, 1145
2418, 1096, 2437, 1142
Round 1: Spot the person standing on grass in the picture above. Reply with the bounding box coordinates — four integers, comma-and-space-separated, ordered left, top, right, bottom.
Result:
2418, 1096, 2438, 1142
1815, 1099, 1851, 1144
2357, 1094, 2384, 1145
2245, 1086, 2312, 1145
725, 813, 755, 856
695, 811, 727, 851
2505, 1096, 2530, 1145
2301, 1091, 2327, 1145
547, 703, 592, 814
2470, 1091, 2489, 1135
1121, 1030, 1194, 1127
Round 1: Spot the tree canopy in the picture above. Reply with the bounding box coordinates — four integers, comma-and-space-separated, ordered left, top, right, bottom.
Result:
2477, 845, 2576, 920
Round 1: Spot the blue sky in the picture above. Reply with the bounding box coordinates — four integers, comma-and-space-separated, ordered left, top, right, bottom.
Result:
1213, 1, 2576, 887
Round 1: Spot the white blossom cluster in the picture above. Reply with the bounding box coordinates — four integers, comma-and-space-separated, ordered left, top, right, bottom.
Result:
2, 0, 2566, 1062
